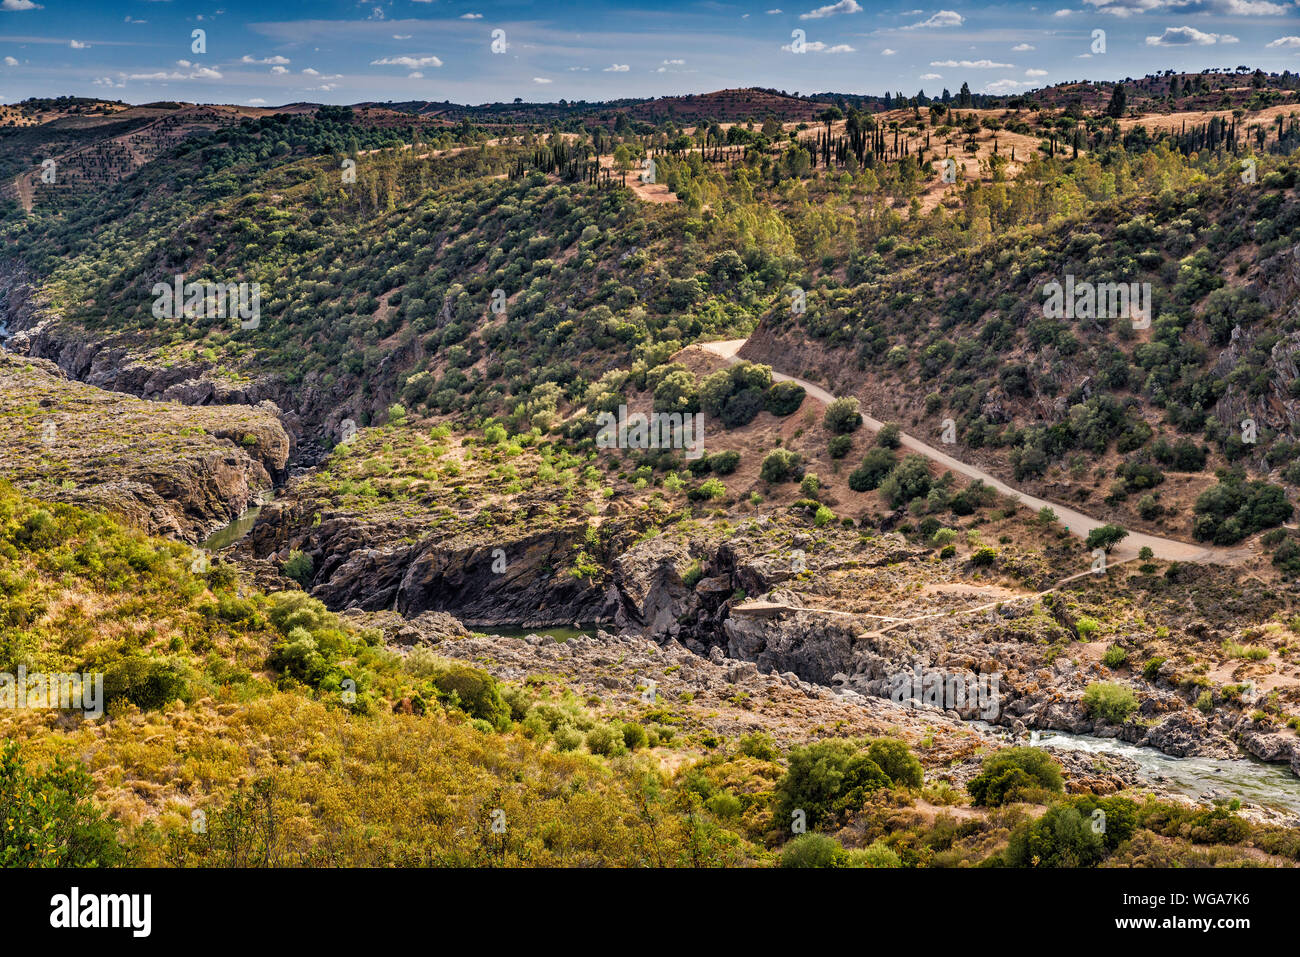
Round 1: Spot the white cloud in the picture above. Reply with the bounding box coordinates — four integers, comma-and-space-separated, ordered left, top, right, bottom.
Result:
905, 9, 964, 28
882, 47, 897, 55
783, 39, 856, 52
371, 54, 443, 69
248, 98, 267, 105
1266, 36, 1300, 48
604, 63, 630, 71
984, 79, 1030, 93
392, 34, 412, 39
460, 12, 483, 19
1145, 26, 1237, 45
766, 7, 783, 11
92, 75, 124, 88
1053, 8, 1074, 16
302, 67, 319, 75
69, 39, 89, 49
270, 65, 288, 74
1082, 0, 1286, 13
532, 76, 552, 84
662, 58, 685, 65
920, 72, 943, 79
1026, 68, 1049, 76
1, 0, 43, 10
799, 0, 862, 18
242, 55, 290, 65
1218, 0, 1289, 12
408, 71, 423, 78
3, 55, 17, 66
128, 66, 223, 81
1013, 43, 1035, 51
931, 58, 1015, 68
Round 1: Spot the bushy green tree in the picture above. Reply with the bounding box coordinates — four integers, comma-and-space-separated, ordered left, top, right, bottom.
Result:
1082, 681, 1138, 725
823, 397, 863, 435
848, 447, 896, 492
0, 742, 123, 867
879, 454, 932, 507
760, 449, 803, 483
967, 747, 1064, 807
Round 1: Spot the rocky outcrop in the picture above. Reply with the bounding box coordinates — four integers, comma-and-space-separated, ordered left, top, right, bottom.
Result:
607, 536, 695, 637
0, 351, 288, 542
723, 609, 859, 685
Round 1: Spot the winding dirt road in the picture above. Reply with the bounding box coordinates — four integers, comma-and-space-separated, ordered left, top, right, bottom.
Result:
700, 338, 1253, 567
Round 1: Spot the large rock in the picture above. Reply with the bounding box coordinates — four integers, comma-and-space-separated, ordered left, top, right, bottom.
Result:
609, 536, 695, 638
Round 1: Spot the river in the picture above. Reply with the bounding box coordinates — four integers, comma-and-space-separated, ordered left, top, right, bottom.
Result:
1030, 728, 1300, 816
201, 503, 264, 551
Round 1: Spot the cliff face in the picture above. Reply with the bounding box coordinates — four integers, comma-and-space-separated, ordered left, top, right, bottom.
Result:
0, 351, 289, 542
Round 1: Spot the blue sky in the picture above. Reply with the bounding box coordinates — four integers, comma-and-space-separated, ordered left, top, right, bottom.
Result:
0, 0, 1298, 106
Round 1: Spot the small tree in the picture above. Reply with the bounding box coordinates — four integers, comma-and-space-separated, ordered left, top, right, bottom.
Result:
823, 397, 863, 435
967, 747, 1064, 807
1106, 83, 1127, 118
760, 449, 803, 483
1086, 524, 1128, 553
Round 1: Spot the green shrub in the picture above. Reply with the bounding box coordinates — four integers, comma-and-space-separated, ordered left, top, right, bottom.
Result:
764, 381, 806, 416
705, 790, 743, 819
760, 449, 803, 483
848, 447, 896, 492
0, 742, 123, 867
707, 450, 741, 474
1006, 804, 1102, 866
1082, 681, 1138, 724
585, 723, 627, 756
774, 740, 890, 829
780, 833, 845, 868
823, 397, 863, 434
880, 455, 932, 508
1193, 476, 1292, 545
845, 842, 902, 868
429, 664, 510, 728
738, 731, 779, 761
103, 655, 193, 711
622, 721, 649, 750
1102, 645, 1128, 668
282, 550, 314, 587
552, 725, 583, 751
689, 477, 727, 501
967, 747, 1064, 807
875, 423, 901, 448
866, 738, 924, 788
828, 435, 853, 459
